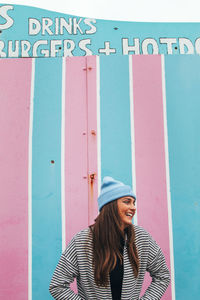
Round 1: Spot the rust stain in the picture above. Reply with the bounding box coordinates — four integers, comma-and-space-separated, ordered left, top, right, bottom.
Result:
89, 173, 96, 201
83, 67, 92, 71
91, 130, 96, 135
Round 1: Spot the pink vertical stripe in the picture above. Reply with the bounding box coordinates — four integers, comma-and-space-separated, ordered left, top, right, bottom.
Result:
132, 55, 171, 299
65, 57, 89, 245
86, 56, 98, 225
0, 59, 32, 299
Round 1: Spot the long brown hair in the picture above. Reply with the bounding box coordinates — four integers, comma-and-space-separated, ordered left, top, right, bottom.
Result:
89, 200, 139, 286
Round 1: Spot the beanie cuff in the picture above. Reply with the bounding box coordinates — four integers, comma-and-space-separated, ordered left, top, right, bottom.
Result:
98, 185, 136, 211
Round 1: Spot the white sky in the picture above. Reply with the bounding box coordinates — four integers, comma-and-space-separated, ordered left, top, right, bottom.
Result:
1, 0, 200, 22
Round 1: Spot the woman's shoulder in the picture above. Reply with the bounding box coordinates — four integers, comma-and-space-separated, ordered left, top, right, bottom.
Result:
132, 225, 161, 252
132, 224, 152, 244
63, 227, 92, 255
72, 227, 93, 242
133, 224, 149, 236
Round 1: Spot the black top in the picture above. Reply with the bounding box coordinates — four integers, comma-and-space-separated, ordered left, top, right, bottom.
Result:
109, 237, 125, 300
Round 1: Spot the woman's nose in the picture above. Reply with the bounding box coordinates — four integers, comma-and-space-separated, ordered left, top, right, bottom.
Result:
131, 203, 136, 210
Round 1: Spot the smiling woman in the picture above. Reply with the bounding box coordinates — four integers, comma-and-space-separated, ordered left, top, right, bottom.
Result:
49, 176, 170, 299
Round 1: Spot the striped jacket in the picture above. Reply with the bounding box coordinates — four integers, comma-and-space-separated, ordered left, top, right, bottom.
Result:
49, 225, 170, 299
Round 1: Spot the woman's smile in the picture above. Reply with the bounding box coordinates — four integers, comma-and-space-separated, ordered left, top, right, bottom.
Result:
117, 196, 136, 229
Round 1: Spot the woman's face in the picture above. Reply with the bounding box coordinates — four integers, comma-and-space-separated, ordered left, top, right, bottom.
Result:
117, 196, 136, 229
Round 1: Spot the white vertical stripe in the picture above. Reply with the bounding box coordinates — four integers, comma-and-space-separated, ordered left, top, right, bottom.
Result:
61, 57, 66, 251
129, 55, 137, 225
96, 56, 101, 196
161, 55, 176, 300
28, 58, 35, 300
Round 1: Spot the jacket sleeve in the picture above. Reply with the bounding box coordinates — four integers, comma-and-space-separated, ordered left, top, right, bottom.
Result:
140, 234, 171, 300
49, 237, 82, 300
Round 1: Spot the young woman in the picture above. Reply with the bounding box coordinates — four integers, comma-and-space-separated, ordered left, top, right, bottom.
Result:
49, 176, 170, 299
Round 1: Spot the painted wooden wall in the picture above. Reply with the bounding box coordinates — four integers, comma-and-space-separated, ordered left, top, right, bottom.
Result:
0, 55, 199, 300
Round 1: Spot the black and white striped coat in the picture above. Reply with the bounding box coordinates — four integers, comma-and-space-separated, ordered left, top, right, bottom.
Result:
49, 225, 170, 299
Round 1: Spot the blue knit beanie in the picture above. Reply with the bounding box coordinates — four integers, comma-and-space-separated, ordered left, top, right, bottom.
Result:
98, 176, 136, 211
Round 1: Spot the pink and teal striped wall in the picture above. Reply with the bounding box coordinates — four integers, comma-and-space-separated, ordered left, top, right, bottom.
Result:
0, 55, 200, 300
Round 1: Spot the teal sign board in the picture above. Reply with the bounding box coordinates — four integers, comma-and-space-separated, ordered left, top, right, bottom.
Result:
1, 4, 200, 57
